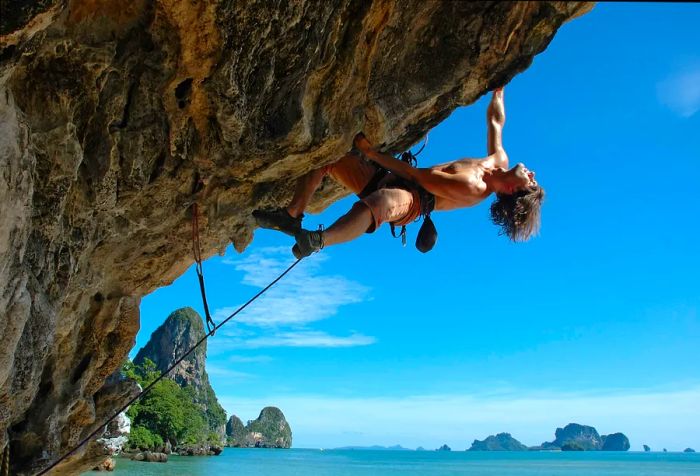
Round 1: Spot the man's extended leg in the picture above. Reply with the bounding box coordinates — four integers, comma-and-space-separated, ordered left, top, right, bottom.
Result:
254, 153, 375, 236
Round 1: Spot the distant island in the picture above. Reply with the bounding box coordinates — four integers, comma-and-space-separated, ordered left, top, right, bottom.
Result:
333, 445, 412, 451
468, 423, 630, 452
325, 428, 696, 454
226, 407, 292, 448
468, 433, 527, 451
535, 423, 630, 451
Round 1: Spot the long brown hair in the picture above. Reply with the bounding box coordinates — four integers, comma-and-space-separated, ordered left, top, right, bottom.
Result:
490, 186, 545, 241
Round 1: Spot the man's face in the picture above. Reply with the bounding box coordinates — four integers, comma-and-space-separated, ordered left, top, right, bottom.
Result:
510, 163, 537, 191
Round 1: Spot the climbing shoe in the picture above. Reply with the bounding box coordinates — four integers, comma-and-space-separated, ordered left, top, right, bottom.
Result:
292, 229, 324, 259
253, 208, 302, 236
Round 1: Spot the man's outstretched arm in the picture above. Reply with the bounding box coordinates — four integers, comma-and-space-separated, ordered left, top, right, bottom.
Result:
487, 88, 507, 157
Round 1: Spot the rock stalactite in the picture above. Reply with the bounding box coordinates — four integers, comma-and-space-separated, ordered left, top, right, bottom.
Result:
0, 1, 592, 474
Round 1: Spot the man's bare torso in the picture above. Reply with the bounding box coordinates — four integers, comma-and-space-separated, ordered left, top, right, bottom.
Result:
422, 153, 507, 211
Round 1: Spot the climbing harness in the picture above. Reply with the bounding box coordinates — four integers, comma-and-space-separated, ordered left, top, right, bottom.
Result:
359, 135, 437, 251
35, 208, 302, 476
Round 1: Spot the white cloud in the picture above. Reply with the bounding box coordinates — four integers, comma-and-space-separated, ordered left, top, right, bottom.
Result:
209, 247, 374, 352
657, 66, 700, 117
226, 355, 274, 363
218, 384, 700, 451
214, 248, 368, 327
221, 330, 376, 349
205, 364, 255, 380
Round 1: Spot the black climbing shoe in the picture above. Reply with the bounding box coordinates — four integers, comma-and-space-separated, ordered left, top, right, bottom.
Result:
292, 229, 324, 259
253, 208, 303, 236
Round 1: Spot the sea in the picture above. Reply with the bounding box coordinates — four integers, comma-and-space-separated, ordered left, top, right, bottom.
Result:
82, 449, 700, 475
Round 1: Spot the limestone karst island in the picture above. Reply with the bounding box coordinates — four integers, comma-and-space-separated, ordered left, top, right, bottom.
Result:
2, 2, 698, 475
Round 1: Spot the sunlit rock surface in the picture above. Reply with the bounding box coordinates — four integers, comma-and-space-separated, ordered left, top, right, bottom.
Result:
0, 1, 592, 473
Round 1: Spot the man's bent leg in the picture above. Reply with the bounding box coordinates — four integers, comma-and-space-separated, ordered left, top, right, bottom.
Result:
287, 152, 376, 217
254, 162, 327, 236
255, 152, 374, 237
286, 167, 326, 218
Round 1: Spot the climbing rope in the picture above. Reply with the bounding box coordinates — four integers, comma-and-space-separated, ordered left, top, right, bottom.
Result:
192, 202, 217, 335
1, 444, 9, 476
35, 211, 302, 475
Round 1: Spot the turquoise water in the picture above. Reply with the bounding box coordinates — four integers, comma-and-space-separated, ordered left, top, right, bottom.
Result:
85, 449, 700, 475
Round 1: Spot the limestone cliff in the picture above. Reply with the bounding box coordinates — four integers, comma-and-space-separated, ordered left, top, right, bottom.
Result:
0, 1, 592, 474
225, 415, 247, 448
133, 307, 227, 441
226, 407, 292, 448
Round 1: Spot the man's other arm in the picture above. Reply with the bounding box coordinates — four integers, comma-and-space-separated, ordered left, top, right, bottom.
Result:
487, 88, 507, 158
353, 134, 471, 201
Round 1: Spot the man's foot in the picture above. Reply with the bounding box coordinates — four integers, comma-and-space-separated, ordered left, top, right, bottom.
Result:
253, 208, 303, 236
292, 229, 324, 259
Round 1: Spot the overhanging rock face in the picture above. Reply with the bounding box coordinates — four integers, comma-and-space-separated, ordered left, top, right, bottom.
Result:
0, 1, 592, 474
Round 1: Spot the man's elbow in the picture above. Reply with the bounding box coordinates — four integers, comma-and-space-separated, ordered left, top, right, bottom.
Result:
494, 147, 508, 162
489, 117, 505, 129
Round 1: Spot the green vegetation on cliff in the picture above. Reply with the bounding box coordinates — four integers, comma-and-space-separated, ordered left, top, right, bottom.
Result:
123, 358, 223, 451
226, 407, 292, 448
468, 433, 528, 451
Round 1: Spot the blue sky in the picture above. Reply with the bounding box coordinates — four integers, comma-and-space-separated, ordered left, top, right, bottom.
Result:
136, 4, 700, 451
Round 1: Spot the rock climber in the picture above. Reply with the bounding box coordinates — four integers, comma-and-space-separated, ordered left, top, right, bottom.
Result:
253, 88, 544, 258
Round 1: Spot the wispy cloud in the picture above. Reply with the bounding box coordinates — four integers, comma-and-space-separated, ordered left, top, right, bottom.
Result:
205, 364, 255, 380
226, 355, 274, 364
220, 384, 700, 451
223, 331, 376, 349
210, 247, 374, 352
214, 248, 368, 327
657, 66, 700, 117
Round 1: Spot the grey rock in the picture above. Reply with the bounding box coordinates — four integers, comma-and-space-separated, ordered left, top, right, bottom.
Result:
131, 451, 167, 463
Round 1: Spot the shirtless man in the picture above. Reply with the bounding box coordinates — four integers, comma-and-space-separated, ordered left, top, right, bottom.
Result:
253, 88, 544, 258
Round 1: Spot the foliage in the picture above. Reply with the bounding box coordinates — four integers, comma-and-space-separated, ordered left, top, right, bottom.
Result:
122, 358, 220, 448
561, 442, 585, 451
127, 426, 163, 451
203, 384, 227, 432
